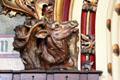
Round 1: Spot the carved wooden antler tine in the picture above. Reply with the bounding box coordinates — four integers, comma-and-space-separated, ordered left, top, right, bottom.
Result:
25, 20, 46, 42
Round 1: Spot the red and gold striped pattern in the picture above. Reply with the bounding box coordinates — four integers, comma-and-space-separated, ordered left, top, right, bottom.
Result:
81, 0, 98, 70
54, 0, 72, 21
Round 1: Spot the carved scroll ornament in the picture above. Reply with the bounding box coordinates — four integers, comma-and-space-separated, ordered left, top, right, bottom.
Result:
1, 0, 54, 20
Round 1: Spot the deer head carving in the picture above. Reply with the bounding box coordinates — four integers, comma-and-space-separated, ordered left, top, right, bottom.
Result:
13, 20, 78, 69
1, 0, 79, 70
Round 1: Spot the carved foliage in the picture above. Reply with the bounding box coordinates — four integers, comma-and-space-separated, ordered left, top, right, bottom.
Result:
82, 0, 98, 11
1, 0, 54, 20
81, 34, 95, 54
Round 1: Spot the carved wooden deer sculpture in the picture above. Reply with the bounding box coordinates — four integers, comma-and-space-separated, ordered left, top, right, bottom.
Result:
13, 20, 78, 69
1, 0, 79, 70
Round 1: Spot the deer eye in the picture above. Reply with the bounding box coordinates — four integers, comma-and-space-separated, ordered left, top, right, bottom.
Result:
55, 24, 59, 28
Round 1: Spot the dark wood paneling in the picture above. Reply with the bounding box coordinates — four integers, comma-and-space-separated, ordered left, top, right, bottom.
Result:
0, 74, 13, 80
0, 70, 102, 75
21, 74, 46, 80
12, 74, 21, 80
88, 74, 99, 80
0, 70, 102, 80
47, 74, 54, 80
79, 74, 87, 80
54, 74, 79, 80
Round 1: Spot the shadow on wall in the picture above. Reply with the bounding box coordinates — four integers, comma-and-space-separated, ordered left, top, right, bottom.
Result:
0, 3, 25, 35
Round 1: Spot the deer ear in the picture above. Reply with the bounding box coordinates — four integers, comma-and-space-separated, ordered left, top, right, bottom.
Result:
35, 30, 48, 39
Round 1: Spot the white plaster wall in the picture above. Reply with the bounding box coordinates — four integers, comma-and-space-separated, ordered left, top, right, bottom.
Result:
96, 0, 109, 80
0, 58, 24, 70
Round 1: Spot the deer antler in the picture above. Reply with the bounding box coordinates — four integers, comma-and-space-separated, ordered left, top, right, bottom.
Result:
22, 20, 46, 42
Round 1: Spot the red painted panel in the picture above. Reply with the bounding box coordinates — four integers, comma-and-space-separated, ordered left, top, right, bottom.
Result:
89, 11, 96, 69
90, 55, 96, 69
81, 54, 85, 65
62, 0, 71, 21
89, 12, 96, 35
81, 11, 87, 34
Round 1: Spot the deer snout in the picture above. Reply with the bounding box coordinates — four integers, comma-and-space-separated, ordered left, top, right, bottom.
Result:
70, 21, 78, 28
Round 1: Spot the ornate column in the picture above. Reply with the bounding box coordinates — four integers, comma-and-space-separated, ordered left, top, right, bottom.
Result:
81, 0, 98, 71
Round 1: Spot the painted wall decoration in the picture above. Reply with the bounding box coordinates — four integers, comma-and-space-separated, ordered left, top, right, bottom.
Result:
0, 1, 28, 70
0, 1, 25, 54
